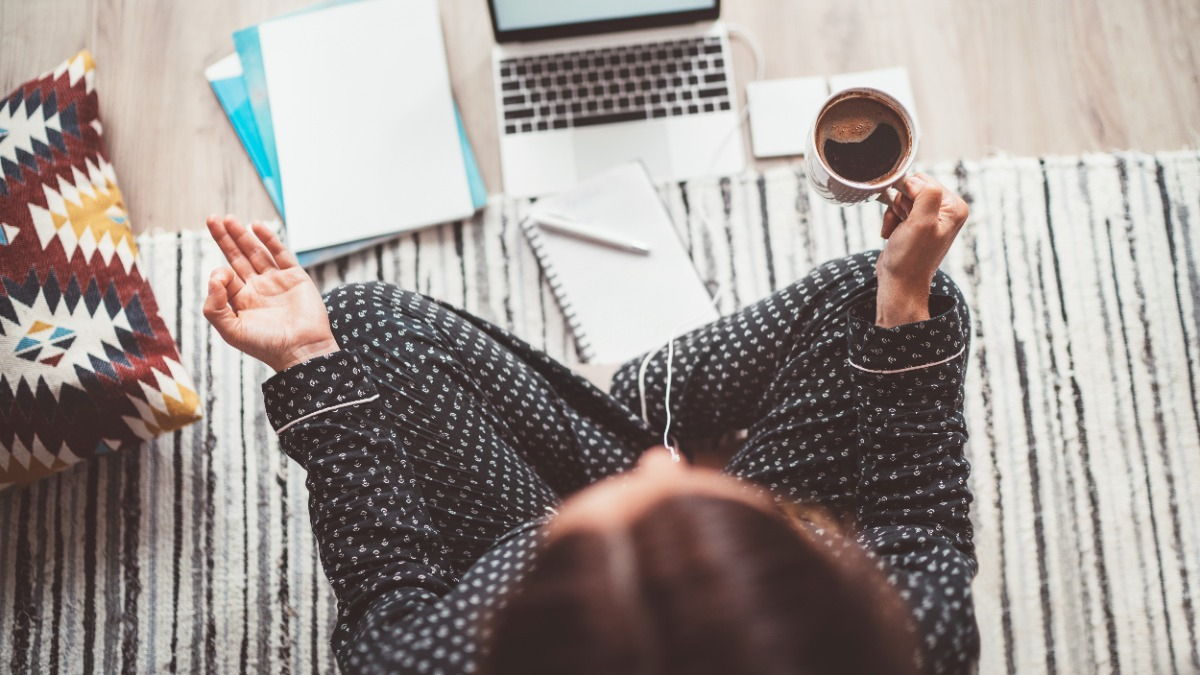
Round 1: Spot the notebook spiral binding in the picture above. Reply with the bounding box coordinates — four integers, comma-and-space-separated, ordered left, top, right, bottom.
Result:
520, 217, 596, 362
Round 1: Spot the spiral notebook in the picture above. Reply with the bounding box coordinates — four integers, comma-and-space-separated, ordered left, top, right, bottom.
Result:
522, 162, 719, 363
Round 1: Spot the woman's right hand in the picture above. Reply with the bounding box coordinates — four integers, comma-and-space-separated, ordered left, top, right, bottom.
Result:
202, 215, 340, 372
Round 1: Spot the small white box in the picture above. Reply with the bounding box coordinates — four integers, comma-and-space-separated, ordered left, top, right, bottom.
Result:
827, 67, 919, 128
746, 76, 829, 158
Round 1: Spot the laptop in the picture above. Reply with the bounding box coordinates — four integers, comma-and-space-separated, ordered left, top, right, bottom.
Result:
487, 0, 746, 197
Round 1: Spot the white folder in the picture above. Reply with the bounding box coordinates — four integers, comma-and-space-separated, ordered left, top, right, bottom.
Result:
258, 0, 474, 253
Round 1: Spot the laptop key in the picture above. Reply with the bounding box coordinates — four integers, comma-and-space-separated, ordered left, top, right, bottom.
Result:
505, 124, 517, 134
501, 81, 520, 91
687, 104, 699, 114
705, 72, 726, 83
703, 43, 722, 54
573, 110, 648, 128
521, 122, 533, 132
719, 100, 731, 111
553, 119, 568, 129
505, 108, 534, 120
652, 108, 667, 118
537, 121, 548, 131
503, 94, 525, 106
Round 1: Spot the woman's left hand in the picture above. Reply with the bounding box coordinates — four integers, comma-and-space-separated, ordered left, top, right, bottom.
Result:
202, 215, 340, 372
874, 174, 970, 327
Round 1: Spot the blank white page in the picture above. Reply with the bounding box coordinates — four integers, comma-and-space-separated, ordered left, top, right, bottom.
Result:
525, 163, 719, 363
259, 0, 473, 252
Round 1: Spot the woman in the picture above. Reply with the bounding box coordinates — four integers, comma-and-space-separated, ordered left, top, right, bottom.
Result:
203, 173, 977, 674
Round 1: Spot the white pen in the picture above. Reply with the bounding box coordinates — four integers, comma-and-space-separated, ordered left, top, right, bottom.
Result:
528, 212, 652, 255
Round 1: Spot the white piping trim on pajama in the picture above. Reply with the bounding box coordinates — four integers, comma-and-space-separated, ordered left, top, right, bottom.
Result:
848, 345, 966, 375
275, 394, 381, 434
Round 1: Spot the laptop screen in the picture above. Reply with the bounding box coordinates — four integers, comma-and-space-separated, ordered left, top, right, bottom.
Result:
489, 0, 719, 43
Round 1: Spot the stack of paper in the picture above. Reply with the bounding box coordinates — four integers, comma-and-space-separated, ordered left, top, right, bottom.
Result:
206, 0, 486, 267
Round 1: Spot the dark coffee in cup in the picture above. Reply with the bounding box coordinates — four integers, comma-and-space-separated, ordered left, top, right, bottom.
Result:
815, 93, 912, 184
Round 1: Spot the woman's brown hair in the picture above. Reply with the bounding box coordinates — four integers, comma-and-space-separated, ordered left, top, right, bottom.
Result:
484, 494, 918, 675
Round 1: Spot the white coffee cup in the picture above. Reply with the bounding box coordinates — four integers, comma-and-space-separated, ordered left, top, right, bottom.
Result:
804, 87, 919, 214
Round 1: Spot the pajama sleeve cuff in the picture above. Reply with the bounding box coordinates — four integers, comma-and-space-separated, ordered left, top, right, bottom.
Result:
847, 294, 967, 373
261, 350, 381, 434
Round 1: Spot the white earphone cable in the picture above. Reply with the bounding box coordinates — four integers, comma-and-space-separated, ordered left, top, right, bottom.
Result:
634, 24, 765, 462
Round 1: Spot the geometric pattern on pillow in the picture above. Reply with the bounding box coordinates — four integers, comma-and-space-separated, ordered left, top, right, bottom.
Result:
0, 51, 201, 491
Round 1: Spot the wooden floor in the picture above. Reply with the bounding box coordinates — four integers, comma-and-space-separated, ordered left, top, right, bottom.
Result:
2, 0, 1198, 235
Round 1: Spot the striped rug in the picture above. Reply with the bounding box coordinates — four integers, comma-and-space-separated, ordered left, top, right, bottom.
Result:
1, 151, 1197, 675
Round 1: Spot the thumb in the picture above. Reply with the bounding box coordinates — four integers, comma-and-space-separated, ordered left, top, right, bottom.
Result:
901, 174, 944, 226
203, 269, 241, 343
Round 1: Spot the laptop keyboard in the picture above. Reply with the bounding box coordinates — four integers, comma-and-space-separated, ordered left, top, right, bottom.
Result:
498, 36, 733, 135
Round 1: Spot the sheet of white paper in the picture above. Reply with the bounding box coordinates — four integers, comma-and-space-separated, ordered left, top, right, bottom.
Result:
259, 0, 473, 252
526, 163, 719, 363
827, 66, 919, 128
747, 76, 829, 158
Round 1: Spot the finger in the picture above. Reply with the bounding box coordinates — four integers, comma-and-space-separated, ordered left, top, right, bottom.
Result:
202, 270, 241, 343
207, 214, 258, 281
881, 207, 899, 239
212, 265, 246, 302
225, 215, 277, 274
901, 174, 944, 224
251, 221, 300, 269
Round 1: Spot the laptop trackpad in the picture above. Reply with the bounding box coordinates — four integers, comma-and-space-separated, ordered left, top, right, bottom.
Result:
572, 122, 672, 182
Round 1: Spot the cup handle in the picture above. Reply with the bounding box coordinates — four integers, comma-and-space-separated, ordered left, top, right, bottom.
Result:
875, 176, 911, 220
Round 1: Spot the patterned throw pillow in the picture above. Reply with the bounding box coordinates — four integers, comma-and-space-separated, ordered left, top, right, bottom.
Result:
0, 51, 201, 490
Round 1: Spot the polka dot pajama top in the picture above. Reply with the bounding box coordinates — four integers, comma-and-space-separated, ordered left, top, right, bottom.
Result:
261, 252, 980, 674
